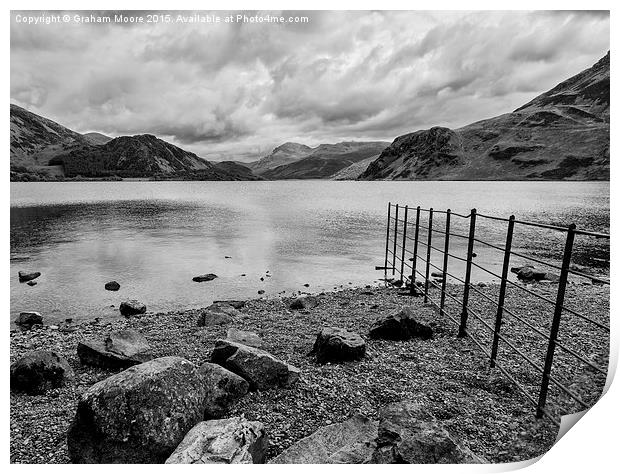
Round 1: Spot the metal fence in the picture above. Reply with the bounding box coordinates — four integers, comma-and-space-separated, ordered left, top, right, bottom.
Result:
382, 202, 610, 427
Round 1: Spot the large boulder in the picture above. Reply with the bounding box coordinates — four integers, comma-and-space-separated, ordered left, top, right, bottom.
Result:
119, 300, 146, 317
197, 303, 240, 327
372, 402, 486, 464
18, 271, 41, 282
77, 329, 153, 369
67, 357, 207, 463
368, 307, 433, 340
270, 415, 378, 464
211, 339, 300, 391
10, 351, 74, 394
199, 362, 250, 419
511, 265, 559, 282
290, 296, 319, 310
226, 328, 263, 348
213, 300, 246, 309
165, 418, 268, 464
15, 311, 43, 329
311, 327, 366, 364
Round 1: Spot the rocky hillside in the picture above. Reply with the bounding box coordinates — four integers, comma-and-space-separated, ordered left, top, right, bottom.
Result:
360, 52, 610, 181
83, 132, 113, 145
261, 141, 389, 179
10, 104, 88, 178
10, 105, 256, 181
330, 155, 381, 180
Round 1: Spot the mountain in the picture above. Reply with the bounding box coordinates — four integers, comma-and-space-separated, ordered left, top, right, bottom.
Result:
360, 52, 610, 181
56, 134, 243, 179
10, 105, 259, 181
10, 104, 88, 178
246, 142, 312, 175
83, 132, 113, 145
261, 141, 390, 179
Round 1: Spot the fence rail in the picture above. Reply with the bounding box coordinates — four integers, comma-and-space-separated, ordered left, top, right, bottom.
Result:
383, 202, 610, 427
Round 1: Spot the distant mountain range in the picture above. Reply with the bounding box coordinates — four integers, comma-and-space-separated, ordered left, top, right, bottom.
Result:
10, 52, 609, 182
250, 141, 389, 179
360, 52, 609, 181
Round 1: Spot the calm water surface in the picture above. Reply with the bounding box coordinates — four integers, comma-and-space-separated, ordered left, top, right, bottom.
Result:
10, 181, 609, 324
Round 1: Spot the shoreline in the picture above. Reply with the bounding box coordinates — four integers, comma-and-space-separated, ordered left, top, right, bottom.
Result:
10, 282, 609, 464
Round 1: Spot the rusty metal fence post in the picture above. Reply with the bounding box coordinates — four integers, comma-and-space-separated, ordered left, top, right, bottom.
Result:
440, 209, 451, 316
490, 215, 515, 367
400, 206, 409, 281
392, 204, 399, 275
424, 208, 433, 303
410, 206, 421, 296
458, 209, 477, 338
536, 224, 576, 418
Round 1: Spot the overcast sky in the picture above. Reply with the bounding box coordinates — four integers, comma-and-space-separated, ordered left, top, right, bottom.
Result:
11, 10, 609, 161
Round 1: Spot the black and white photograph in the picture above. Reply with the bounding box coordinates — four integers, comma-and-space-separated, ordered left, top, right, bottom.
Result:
7, 3, 613, 467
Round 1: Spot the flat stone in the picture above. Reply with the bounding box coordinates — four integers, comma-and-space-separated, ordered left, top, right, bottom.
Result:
78, 329, 153, 369
211, 339, 299, 391
197, 303, 240, 327
226, 328, 263, 348
165, 418, 268, 464
372, 401, 487, 464
193, 274, 218, 282
270, 414, 378, 464
18, 271, 41, 282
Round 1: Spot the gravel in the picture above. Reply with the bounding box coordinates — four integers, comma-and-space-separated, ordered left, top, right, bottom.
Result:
10, 281, 609, 464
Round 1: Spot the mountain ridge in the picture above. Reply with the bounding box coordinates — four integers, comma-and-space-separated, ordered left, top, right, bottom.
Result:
359, 52, 610, 181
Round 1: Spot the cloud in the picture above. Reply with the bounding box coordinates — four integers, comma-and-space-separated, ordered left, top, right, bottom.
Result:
10, 10, 610, 161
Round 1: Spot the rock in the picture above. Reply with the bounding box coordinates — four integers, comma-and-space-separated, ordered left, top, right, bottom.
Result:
15, 311, 43, 329
165, 418, 268, 464
200, 363, 250, 418
310, 327, 366, 364
431, 271, 444, 278
213, 300, 246, 309
372, 401, 486, 464
18, 271, 40, 282
78, 329, 153, 369
257, 290, 265, 295
67, 356, 207, 463
105, 281, 121, 291
226, 328, 263, 348
10, 351, 74, 394
211, 339, 300, 391
197, 303, 240, 327
193, 273, 218, 282
368, 307, 433, 340
511, 264, 549, 282
290, 295, 319, 310
270, 414, 378, 464
119, 300, 146, 317
26, 280, 37, 286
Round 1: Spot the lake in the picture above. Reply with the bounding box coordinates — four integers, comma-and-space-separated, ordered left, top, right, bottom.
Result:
10, 181, 609, 325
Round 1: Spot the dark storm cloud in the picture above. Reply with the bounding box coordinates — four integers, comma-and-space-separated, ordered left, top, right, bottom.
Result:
10, 10, 610, 160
